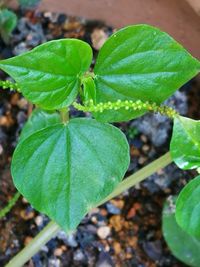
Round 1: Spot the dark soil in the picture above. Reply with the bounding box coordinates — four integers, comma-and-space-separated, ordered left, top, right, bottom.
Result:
0, 9, 200, 267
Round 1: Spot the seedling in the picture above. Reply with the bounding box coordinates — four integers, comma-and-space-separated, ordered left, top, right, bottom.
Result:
0, 24, 200, 266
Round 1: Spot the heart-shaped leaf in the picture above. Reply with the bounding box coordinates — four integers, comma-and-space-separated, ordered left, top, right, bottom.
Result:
175, 176, 200, 238
170, 116, 200, 170
19, 109, 61, 142
163, 197, 200, 267
0, 39, 93, 110
94, 25, 200, 122
11, 118, 130, 231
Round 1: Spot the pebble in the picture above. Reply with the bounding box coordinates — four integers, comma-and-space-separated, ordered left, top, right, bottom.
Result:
48, 257, 61, 267
96, 251, 113, 267
35, 215, 44, 227
57, 231, 78, 247
106, 203, 121, 214
13, 42, 29, 56
109, 215, 123, 232
24, 236, 33, 245
20, 209, 35, 220
113, 241, 121, 255
0, 144, 3, 155
73, 249, 85, 261
91, 28, 108, 50
54, 248, 63, 256
97, 226, 111, 239
143, 240, 162, 261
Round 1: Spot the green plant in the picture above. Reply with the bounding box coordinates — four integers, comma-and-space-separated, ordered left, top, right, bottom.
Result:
0, 0, 41, 43
163, 196, 200, 267
0, 24, 200, 266
0, 8, 17, 44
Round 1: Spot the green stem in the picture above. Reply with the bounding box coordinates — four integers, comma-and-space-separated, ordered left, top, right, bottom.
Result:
99, 152, 172, 204
6, 221, 60, 267
0, 192, 20, 219
60, 107, 69, 124
6, 152, 172, 267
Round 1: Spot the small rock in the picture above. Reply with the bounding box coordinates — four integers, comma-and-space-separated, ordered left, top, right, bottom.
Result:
20, 209, 35, 220
57, 231, 78, 247
54, 248, 63, 256
48, 257, 61, 267
106, 203, 121, 214
109, 215, 124, 232
113, 241, 121, 255
91, 28, 108, 50
35, 215, 44, 227
24, 236, 33, 245
143, 240, 162, 261
73, 249, 85, 261
96, 251, 113, 267
0, 144, 3, 155
97, 226, 111, 239
13, 42, 29, 56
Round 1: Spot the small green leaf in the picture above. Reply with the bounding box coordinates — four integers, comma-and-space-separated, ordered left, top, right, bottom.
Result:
0, 9, 17, 44
170, 116, 200, 170
0, 39, 93, 110
11, 118, 130, 231
82, 76, 96, 104
20, 109, 61, 142
94, 24, 200, 122
163, 197, 200, 267
176, 176, 200, 238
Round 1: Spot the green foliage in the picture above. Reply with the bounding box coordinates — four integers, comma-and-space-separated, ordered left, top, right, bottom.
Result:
170, 116, 200, 170
18, 0, 41, 9
0, 39, 93, 110
12, 117, 130, 230
163, 197, 200, 267
93, 25, 200, 122
82, 76, 96, 104
0, 24, 200, 235
175, 176, 200, 238
19, 109, 61, 142
0, 192, 20, 219
0, 8, 17, 44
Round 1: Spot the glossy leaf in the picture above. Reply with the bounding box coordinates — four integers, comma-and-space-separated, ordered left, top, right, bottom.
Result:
94, 24, 200, 122
0, 9, 17, 44
176, 176, 200, 238
0, 39, 93, 110
82, 76, 96, 104
163, 197, 200, 267
170, 116, 200, 170
20, 109, 61, 142
11, 118, 130, 230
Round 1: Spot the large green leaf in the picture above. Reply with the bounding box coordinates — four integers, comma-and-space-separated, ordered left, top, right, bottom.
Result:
163, 197, 200, 267
0, 39, 93, 110
170, 116, 200, 170
19, 109, 61, 142
11, 118, 130, 230
94, 24, 200, 122
176, 176, 200, 238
